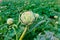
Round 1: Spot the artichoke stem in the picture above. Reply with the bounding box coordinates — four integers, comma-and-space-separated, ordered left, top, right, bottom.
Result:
19, 26, 28, 40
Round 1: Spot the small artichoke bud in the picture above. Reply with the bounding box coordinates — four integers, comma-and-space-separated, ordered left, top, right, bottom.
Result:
54, 16, 58, 19
55, 21, 58, 24
21, 11, 35, 25
35, 13, 39, 18
7, 18, 14, 25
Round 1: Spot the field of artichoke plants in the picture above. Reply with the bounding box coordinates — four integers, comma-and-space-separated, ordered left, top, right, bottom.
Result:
0, 0, 60, 40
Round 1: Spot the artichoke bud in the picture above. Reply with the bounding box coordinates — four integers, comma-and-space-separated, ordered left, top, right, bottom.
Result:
7, 18, 14, 25
21, 11, 35, 25
34, 13, 39, 18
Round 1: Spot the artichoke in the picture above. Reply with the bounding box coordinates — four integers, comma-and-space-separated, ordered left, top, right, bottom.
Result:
7, 18, 14, 25
34, 13, 39, 18
21, 11, 35, 25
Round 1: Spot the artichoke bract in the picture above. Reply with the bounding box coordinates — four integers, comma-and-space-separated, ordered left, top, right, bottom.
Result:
21, 11, 35, 25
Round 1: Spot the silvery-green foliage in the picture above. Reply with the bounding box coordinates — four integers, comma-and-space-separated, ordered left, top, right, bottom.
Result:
34, 31, 59, 40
